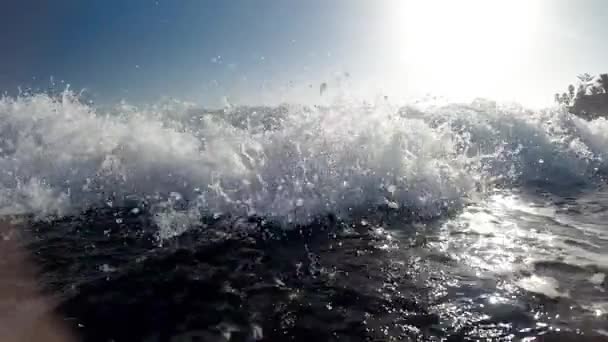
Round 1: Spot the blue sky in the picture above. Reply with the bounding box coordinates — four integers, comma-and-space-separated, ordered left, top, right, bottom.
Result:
1, 0, 607, 107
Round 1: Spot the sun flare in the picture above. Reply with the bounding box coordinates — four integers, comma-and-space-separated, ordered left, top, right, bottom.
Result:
387, 0, 542, 101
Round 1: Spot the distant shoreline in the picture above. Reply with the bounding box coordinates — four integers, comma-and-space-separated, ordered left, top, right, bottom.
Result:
556, 73, 608, 120
569, 93, 608, 120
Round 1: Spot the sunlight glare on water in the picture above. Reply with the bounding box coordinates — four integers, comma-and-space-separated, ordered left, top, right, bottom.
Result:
435, 192, 555, 274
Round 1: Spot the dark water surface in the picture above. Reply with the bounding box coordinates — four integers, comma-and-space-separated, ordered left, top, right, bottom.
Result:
2, 95, 608, 341
22, 191, 608, 341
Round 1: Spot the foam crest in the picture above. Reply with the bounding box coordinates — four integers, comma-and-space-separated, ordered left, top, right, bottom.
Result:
0, 92, 606, 233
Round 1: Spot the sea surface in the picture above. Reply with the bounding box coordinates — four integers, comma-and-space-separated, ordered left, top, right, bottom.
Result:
1, 93, 607, 341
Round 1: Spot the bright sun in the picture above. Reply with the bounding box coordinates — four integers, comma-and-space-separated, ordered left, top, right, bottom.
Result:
386, 0, 542, 102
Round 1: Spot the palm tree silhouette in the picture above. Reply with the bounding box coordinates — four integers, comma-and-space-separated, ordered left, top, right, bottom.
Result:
598, 74, 608, 93
568, 84, 575, 102
577, 84, 586, 99
578, 73, 594, 84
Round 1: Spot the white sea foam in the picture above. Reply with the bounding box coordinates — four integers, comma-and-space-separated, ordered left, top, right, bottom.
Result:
0, 92, 606, 234
517, 275, 569, 298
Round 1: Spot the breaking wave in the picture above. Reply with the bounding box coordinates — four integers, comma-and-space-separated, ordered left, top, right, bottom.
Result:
1, 92, 607, 235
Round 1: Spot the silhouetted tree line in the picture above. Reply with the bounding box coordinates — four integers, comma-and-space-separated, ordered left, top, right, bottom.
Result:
555, 73, 608, 106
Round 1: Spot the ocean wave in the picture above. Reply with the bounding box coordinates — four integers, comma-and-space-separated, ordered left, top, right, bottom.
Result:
0, 92, 606, 235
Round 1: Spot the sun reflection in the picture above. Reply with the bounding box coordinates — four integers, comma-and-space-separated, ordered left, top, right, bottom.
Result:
435, 192, 558, 275
487, 294, 506, 305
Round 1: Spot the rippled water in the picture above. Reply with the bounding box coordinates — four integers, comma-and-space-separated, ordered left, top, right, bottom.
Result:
19, 191, 607, 341
425, 188, 608, 338
1, 93, 607, 340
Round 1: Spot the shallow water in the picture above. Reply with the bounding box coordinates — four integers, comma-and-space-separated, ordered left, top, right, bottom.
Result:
1, 94, 608, 340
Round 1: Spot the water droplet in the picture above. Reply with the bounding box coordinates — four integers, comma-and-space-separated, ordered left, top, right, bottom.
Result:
251, 324, 263, 340
387, 200, 399, 209
99, 264, 116, 273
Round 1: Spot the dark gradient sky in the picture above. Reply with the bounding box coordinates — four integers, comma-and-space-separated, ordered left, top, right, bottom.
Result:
1, 0, 375, 106
1, 0, 607, 107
